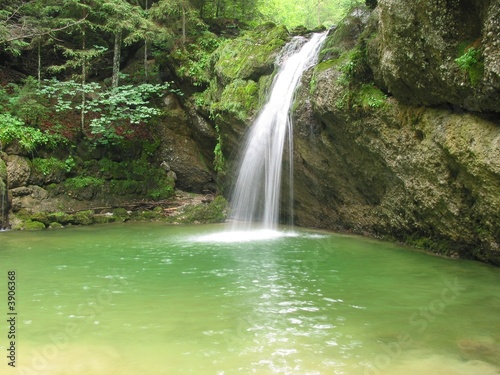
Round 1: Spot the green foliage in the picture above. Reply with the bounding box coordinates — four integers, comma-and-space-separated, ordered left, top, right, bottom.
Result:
0, 113, 60, 152
212, 79, 259, 120
32, 157, 67, 176
64, 176, 105, 190
455, 47, 480, 71
354, 83, 387, 110
213, 125, 226, 174
2, 77, 49, 125
38, 78, 179, 145
338, 47, 367, 83
455, 47, 483, 85
258, 0, 364, 29
214, 23, 289, 82
172, 31, 222, 86
148, 185, 175, 200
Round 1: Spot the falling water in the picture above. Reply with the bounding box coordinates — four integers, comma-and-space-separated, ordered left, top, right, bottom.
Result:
0, 180, 6, 230
229, 32, 327, 230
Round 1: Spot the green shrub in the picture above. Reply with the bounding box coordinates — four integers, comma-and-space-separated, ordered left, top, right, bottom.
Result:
32, 157, 67, 176
0, 114, 59, 152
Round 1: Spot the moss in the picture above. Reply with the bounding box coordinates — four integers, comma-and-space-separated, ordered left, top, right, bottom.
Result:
214, 23, 289, 82
212, 79, 259, 121
175, 196, 228, 224
113, 208, 130, 221
49, 222, 64, 229
98, 158, 129, 179
354, 84, 387, 110
47, 212, 74, 225
405, 234, 458, 258
32, 157, 67, 176
93, 215, 116, 224
0, 158, 7, 181
138, 210, 163, 220
73, 210, 94, 225
30, 212, 51, 226
110, 179, 143, 195
64, 176, 105, 190
23, 220, 46, 231
148, 185, 175, 200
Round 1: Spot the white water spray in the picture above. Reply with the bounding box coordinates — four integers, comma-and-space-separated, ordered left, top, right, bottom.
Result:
229, 32, 327, 230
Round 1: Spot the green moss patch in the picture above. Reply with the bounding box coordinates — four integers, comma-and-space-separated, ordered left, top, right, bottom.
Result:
214, 23, 289, 83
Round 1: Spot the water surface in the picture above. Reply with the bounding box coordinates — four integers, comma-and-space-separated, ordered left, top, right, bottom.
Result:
0, 223, 499, 374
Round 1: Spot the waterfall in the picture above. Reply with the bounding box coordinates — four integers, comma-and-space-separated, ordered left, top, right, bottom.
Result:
0, 179, 6, 230
229, 31, 327, 230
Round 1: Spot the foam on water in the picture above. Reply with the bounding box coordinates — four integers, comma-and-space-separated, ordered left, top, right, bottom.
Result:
196, 229, 299, 243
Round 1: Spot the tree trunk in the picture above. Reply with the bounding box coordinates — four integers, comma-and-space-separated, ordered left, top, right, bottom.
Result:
181, 4, 186, 44
37, 40, 41, 85
112, 31, 122, 88
81, 27, 86, 133
144, 0, 148, 81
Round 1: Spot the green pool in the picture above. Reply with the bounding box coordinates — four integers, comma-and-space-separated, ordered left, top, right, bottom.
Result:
1, 223, 499, 374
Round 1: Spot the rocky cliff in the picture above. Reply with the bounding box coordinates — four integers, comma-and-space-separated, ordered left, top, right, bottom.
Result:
291, 0, 500, 264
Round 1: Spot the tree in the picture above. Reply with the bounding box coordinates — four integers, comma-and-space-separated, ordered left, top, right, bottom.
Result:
0, 0, 86, 58
150, 0, 193, 45
98, 0, 153, 87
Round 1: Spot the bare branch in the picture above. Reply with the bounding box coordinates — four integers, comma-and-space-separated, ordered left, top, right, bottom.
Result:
1, 16, 88, 44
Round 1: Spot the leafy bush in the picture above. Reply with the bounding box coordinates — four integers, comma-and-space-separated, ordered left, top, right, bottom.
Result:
38, 78, 181, 145
0, 113, 60, 152
32, 157, 67, 176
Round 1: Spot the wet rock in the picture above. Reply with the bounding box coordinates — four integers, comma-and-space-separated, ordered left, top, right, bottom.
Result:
6, 155, 30, 188
293, 51, 500, 264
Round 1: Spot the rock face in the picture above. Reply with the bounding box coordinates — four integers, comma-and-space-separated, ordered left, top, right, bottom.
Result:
290, 3, 500, 264
0, 155, 8, 228
367, 0, 500, 112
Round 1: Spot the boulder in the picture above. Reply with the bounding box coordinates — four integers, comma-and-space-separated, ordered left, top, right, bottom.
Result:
6, 155, 31, 188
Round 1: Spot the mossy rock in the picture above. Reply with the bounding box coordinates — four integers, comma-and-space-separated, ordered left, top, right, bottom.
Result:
73, 210, 94, 225
49, 222, 64, 229
176, 196, 228, 224
47, 212, 74, 225
64, 177, 104, 200
30, 212, 51, 226
214, 23, 289, 84
110, 179, 143, 195
30, 157, 68, 185
0, 158, 7, 182
23, 220, 46, 231
212, 79, 260, 121
137, 210, 163, 220
113, 208, 130, 221
93, 214, 116, 225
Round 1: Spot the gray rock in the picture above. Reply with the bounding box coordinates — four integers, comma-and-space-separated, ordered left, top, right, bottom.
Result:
6, 155, 31, 188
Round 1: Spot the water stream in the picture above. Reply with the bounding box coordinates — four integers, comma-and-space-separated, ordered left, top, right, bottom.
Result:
229, 32, 327, 230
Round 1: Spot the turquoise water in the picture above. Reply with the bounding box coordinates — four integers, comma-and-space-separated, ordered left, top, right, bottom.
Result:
0, 223, 499, 374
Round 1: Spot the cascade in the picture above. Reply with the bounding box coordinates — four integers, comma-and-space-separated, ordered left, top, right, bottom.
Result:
0, 180, 6, 230
229, 32, 327, 230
